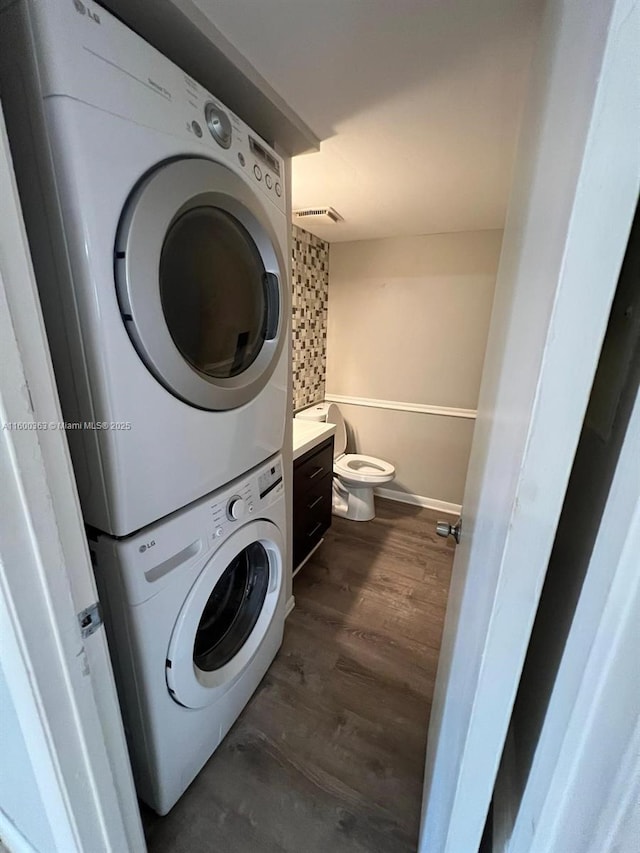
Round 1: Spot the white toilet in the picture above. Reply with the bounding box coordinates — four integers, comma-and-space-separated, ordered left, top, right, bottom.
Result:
296, 402, 395, 521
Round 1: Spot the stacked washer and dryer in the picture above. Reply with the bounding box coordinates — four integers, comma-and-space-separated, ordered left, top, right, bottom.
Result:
0, 0, 290, 815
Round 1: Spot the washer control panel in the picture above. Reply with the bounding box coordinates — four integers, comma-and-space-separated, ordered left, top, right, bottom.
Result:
97, 454, 285, 605
208, 456, 283, 543
226, 496, 246, 520
258, 460, 283, 500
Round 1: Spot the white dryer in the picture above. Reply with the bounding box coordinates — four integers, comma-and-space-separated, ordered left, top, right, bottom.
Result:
0, 0, 290, 535
90, 455, 286, 815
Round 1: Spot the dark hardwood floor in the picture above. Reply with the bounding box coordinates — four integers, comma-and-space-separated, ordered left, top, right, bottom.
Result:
144, 498, 454, 853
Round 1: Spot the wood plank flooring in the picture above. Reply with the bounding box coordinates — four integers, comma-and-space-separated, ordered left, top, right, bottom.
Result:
143, 498, 454, 853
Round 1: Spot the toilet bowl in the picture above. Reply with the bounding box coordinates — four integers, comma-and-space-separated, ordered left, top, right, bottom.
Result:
296, 403, 395, 521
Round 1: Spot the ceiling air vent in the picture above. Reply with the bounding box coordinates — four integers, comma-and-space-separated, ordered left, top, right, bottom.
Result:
293, 206, 343, 224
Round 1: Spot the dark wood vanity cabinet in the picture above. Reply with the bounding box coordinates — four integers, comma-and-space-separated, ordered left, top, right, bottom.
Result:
293, 436, 334, 571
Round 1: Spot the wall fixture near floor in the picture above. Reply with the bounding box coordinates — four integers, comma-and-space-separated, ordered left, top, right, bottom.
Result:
291, 225, 329, 411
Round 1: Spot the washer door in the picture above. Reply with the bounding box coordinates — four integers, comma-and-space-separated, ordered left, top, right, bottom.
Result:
166, 520, 284, 709
115, 158, 287, 410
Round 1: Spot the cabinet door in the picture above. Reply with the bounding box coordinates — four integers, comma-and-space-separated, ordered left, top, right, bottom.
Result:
293, 441, 333, 497
293, 438, 334, 570
293, 472, 332, 569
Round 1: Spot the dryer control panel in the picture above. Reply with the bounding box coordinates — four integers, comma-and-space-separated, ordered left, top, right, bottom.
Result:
28, 0, 287, 214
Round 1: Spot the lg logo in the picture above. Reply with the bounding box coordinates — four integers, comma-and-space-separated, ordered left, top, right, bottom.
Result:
139, 540, 156, 553
72, 0, 101, 24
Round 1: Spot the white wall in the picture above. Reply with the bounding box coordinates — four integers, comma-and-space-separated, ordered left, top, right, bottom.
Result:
326, 230, 502, 506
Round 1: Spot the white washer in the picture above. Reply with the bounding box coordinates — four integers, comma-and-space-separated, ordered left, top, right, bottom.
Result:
0, 0, 290, 535
90, 455, 286, 815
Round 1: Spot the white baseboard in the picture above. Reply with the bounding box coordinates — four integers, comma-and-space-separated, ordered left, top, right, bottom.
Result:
284, 595, 295, 618
375, 487, 461, 516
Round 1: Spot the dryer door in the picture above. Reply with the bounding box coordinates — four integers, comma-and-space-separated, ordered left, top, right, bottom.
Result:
166, 520, 284, 709
115, 158, 287, 410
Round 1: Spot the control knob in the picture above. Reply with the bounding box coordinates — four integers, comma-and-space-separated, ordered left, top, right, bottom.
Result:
204, 102, 232, 149
227, 496, 246, 521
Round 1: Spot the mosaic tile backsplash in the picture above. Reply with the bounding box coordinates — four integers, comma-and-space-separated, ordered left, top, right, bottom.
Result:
291, 225, 330, 411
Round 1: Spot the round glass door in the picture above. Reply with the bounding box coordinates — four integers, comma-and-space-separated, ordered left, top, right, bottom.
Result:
160, 208, 270, 380
115, 158, 287, 410
193, 541, 269, 671
165, 520, 284, 709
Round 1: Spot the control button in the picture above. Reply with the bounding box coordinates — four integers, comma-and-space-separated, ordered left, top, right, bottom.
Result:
238, 152, 245, 167
265, 174, 273, 189
204, 102, 232, 148
191, 120, 203, 138
227, 497, 246, 521
253, 164, 262, 181
275, 182, 282, 197
248, 503, 254, 513
215, 527, 223, 537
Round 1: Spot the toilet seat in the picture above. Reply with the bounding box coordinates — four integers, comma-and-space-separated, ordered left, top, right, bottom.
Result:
296, 403, 396, 520
334, 453, 395, 484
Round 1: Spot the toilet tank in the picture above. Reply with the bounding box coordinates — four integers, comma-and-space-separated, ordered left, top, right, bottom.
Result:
296, 403, 347, 456
295, 404, 327, 423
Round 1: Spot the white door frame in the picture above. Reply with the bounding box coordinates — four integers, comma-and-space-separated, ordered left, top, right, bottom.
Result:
419, 0, 640, 849
0, 105, 145, 852
507, 388, 640, 852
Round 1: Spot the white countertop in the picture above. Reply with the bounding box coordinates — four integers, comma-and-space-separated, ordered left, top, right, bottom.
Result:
292, 419, 336, 461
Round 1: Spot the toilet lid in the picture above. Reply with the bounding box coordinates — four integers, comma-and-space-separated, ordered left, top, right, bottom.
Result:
334, 453, 395, 483
326, 402, 347, 456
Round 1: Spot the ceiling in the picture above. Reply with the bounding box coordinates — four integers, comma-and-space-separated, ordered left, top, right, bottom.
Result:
193, 0, 542, 243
